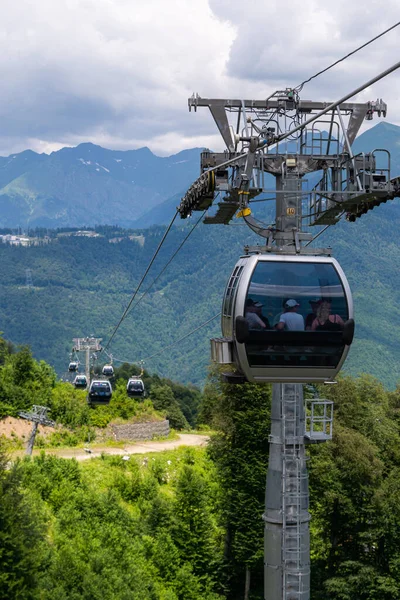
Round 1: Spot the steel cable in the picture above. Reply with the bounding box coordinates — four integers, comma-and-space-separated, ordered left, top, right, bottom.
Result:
124, 210, 206, 319
295, 21, 400, 92
103, 210, 179, 351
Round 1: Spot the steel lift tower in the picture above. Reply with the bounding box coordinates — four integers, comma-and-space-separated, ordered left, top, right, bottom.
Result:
25, 269, 33, 289
19, 405, 55, 455
178, 61, 400, 600
72, 337, 102, 384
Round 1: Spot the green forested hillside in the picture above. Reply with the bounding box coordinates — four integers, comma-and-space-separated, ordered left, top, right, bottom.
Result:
0, 198, 400, 388
3, 342, 400, 599
0, 341, 200, 439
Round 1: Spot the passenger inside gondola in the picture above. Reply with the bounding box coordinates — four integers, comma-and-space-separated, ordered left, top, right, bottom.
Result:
245, 299, 267, 329
244, 260, 349, 367
276, 299, 304, 331
311, 300, 344, 331
272, 299, 289, 328
305, 299, 320, 330
254, 301, 271, 328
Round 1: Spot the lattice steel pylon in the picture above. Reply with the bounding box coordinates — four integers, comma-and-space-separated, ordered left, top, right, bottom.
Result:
25, 268, 33, 288
72, 337, 102, 384
177, 60, 400, 600
19, 405, 55, 455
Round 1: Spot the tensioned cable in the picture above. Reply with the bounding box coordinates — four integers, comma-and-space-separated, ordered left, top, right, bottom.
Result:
304, 211, 345, 247
103, 209, 179, 352
102, 312, 221, 366
124, 210, 206, 319
104, 354, 136, 365
295, 21, 400, 92
139, 312, 221, 363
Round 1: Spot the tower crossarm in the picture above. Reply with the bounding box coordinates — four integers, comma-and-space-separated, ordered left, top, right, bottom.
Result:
189, 94, 386, 151
19, 405, 56, 427
73, 337, 102, 352
343, 174, 400, 222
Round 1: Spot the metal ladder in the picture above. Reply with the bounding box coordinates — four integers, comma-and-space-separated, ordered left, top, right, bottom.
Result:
282, 385, 309, 600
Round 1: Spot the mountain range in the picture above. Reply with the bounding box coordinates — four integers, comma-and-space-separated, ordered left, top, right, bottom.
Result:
1, 120, 400, 229
0, 144, 202, 228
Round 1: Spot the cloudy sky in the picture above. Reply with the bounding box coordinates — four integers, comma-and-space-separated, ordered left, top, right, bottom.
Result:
1, 0, 400, 156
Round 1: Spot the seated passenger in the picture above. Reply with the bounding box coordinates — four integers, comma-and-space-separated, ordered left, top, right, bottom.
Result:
254, 301, 271, 328
272, 299, 289, 328
245, 299, 266, 329
305, 299, 321, 330
277, 299, 305, 331
311, 300, 344, 331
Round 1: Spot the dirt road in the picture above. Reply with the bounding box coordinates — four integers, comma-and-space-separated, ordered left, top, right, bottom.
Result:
29, 433, 209, 461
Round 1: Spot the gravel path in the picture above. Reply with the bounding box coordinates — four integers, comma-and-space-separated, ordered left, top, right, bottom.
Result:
32, 433, 210, 461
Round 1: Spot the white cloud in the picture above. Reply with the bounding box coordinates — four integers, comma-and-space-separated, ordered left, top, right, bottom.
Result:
0, 0, 399, 155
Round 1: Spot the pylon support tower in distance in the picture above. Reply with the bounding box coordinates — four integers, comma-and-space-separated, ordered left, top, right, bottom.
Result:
72, 337, 102, 385
178, 60, 400, 600
25, 268, 33, 289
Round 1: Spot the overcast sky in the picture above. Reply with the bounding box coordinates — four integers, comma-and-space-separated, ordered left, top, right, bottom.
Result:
1, 0, 400, 156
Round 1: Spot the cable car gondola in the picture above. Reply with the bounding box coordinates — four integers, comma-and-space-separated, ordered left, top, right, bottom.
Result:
87, 380, 113, 406
211, 254, 354, 383
73, 374, 88, 389
102, 364, 114, 377
127, 377, 146, 398
68, 361, 79, 372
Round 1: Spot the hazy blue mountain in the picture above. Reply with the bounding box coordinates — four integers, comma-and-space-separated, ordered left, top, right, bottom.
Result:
353, 122, 400, 174
0, 150, 48, 188
132, 192, 184, 227
0, 144, 202, 228
0, 121, 399, 229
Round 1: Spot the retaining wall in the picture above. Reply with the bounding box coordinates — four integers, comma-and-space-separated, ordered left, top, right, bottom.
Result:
110, 419, 170, 442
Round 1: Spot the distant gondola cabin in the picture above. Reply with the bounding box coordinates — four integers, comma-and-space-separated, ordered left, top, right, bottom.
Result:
102, 365, 114, 377
127, 378, 146, 398
87, 380, 113, 405
73, 375, 88, 389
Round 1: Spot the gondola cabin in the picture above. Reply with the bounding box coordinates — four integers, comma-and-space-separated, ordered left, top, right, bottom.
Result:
211, 254, 354, 383
87, 380, 113, 406
73, 375, 88, 389
68, 361, 79, 372
127, 377, 146, 398
102, 365, 114, 377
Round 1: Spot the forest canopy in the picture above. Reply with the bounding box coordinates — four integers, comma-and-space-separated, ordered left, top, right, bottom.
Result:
1, 338, 400, 598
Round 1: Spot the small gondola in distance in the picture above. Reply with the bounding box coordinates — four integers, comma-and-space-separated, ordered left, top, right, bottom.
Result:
73, 374, 88, 389
102, 364, 114, 377
87, 379, 113, 406
126, 377, 146, 398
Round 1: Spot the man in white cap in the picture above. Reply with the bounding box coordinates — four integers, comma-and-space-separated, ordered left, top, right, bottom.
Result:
277, 299, 304, 331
